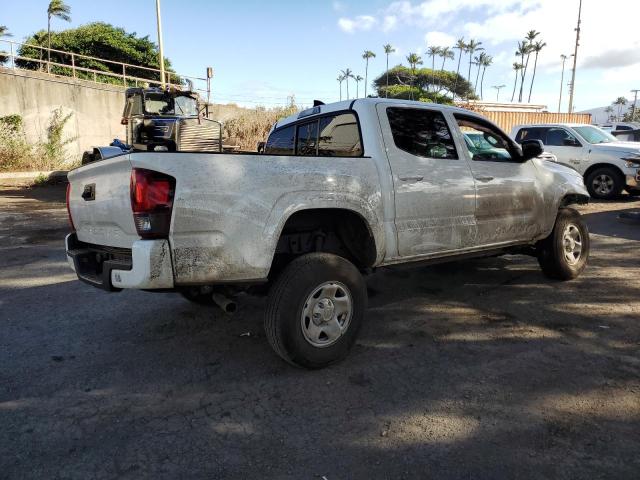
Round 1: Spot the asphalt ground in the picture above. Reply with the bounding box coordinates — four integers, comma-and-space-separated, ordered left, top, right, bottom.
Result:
1, 184, 639, 479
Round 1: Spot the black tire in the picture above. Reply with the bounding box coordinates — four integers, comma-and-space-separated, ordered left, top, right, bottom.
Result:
585, 167, 623, 200
537, 208, 589, 280
264, 253, 367, 369
180, 288, 215, 306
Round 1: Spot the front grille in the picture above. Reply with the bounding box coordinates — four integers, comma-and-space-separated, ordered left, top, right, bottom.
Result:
177, 118, 222, 152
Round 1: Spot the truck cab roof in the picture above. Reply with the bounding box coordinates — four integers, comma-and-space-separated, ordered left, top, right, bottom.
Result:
273, 98, 488, 131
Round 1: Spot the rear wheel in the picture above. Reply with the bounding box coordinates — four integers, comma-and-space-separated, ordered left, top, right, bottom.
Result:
537, 208, 589, 280
264, 253, 367, 369
585, 167, 623, 199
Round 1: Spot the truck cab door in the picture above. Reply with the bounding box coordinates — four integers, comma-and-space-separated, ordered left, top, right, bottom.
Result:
453, 114, 545, 246
542, 127, 587, 173
376, 104, 477, 258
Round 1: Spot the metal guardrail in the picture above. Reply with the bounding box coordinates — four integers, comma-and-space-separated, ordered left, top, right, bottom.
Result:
0, 38, 207, 94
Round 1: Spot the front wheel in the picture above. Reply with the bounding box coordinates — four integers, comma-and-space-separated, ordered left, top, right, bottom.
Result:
264, 253, 367, 369
537, 208, 590, 280
585, 167, 623, 200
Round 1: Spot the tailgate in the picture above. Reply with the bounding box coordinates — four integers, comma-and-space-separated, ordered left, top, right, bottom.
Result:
67, 154, 139, 248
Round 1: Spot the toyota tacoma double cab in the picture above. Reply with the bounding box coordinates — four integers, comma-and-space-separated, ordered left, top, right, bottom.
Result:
66, 99, 590, 368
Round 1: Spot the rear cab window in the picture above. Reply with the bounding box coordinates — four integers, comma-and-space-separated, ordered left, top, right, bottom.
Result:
264, 112, 362, 157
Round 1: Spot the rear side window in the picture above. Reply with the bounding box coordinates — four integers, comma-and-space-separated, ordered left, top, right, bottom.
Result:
515, 127, 547, 143
296, 122, 318, 156
265, 125, 295, 155
318, 113, 362, 157
266, 112, 362, 157
387, 107, 458, 159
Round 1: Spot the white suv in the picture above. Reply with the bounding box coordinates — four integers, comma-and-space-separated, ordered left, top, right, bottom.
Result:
511, 123, 640, 199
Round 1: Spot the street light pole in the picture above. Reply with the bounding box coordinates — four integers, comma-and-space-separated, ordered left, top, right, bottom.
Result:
558, 54, 568, 113
155, 0, 166, 88
492, 84, 505, 102
568, 0, 582, 114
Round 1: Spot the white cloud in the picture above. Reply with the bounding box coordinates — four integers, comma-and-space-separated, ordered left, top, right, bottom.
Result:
382, 15, 398, 32
337, 15, 377, 34
424, 31, 456, 48
332, 1, 346, 12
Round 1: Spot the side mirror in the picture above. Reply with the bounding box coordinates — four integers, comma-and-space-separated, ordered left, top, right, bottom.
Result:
521, 139, 544, 161
563, 138, 579, 147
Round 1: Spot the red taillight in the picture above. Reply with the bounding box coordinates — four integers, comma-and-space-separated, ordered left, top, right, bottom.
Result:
130, 168, 175, 239
66, 183, 75, 231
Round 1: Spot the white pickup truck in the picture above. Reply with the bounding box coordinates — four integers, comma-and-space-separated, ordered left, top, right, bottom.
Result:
66, 99, 590, 368
511, 123, 640, 199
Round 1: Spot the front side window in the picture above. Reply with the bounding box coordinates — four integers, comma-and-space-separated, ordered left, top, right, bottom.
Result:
387, 107, 458, 159
264, 125, 295, 155
455, 115, 515, 162
545, 128, 580, 147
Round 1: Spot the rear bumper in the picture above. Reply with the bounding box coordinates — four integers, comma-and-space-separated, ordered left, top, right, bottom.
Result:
65, 233, 174, 291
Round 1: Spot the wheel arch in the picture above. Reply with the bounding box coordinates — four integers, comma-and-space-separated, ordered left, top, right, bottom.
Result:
268, 207, 379, 273
583, 163, 624, 182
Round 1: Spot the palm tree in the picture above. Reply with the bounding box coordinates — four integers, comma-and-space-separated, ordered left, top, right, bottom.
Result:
527, 40, 546, 103
466, 39, 483, 99
479, 54, 493, 100
47, 0, 71, 72
452, 38, 467, 100
362, 50, 376, 98
517, 30, 539, 102
341, 68, 354, 99
0, 25, 11, 37
383, 44, 395, 98
613, 97, 627, 120
515, 41, 529, 102
337, 74, 344, 101
604, 105, 614, 122
427, 46, 441, 93
473, 53, 485, 94
406, 52, 423, 100
437, 46, 454, 96
354, 75, 363, 98
511, 62, 522, 102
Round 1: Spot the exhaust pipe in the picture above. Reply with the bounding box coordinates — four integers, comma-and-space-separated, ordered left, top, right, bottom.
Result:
212, 293, 237, 314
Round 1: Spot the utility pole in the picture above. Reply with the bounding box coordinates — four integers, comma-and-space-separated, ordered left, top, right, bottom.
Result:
155, 0, 166, 88
492, 84, 506, 102
631, 89, 640, 120
558, 54, 568, 113
568, 0, 582, 113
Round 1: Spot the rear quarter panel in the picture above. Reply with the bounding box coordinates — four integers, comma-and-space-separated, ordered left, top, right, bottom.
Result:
129, 152, 385, 284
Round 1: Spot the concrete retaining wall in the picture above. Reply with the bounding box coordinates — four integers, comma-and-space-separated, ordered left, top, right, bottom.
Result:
0, 67, 126, 164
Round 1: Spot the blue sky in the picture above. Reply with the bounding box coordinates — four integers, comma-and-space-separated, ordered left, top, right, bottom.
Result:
3, 0, 640, 113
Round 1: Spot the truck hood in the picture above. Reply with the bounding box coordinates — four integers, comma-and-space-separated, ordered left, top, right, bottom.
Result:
590, 141, 640, 156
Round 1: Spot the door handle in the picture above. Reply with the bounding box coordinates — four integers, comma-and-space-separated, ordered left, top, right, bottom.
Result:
474, 175, 494, 182
399, 175, 424, 182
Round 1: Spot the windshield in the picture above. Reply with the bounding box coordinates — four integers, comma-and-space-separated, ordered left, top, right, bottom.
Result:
143, 93, 198, 116
573, 125, 617, 144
